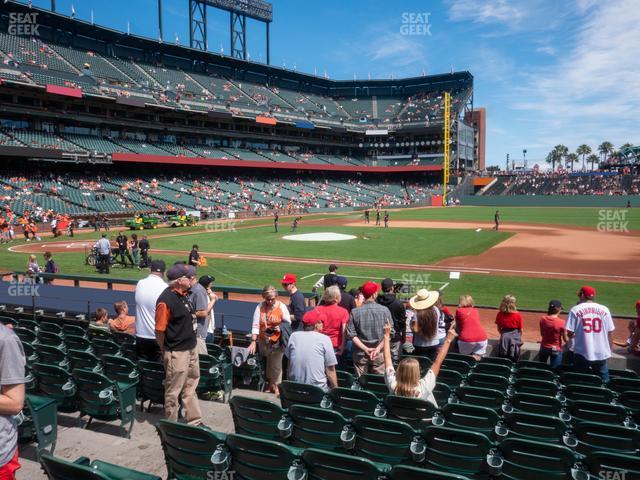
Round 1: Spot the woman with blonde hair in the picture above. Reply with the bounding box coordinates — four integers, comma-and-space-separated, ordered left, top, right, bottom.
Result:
495, 294, 523, 362
26, 254, 41, 277
247, 285, 291, 397
455, 294, 487, 360
383, 291, 457, 406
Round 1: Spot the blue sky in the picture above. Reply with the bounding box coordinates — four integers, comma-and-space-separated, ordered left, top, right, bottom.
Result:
21, 0, 640, 167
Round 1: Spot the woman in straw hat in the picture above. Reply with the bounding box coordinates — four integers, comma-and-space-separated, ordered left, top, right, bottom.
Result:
382, 289, 457, 407
407, 289, 444, 361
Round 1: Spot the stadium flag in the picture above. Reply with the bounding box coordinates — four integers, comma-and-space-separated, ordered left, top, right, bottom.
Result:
127, 21, 130, 35
46, 84, 82, 98
71, 4, 75, 18
91, 10, 94, 24
256, 116, 277, 125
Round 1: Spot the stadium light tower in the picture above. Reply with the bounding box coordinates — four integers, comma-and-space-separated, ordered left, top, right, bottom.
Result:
523, 148, 527, 169
189, 0, 273, 63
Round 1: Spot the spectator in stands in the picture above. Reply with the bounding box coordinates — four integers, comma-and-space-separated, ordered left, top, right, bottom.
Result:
285, 309, 338, 392
312, 264, 339, 292
282, 273, 306, 331
188, 244, 201, 267
134, 260, 167, 362
376, 278, 406, 362
190, 274, 217, 354
408, 289, 441, 360
109, 301, 136, 335
248, 285, 291, 397
95, 233, 111, 274
455, 295, 487, 360
0, 320, 25, 480
349, 287, 364, 308
115, 231, 134, 267
315, 286, 349, 358
155, 263, 203, 425
334, 276, 357, 313
495, 295, 524, 362
198, 275, 217, 343
566, 286, 615, 382
139, 235, 150, 268
626, 299, 640, 355
42, 251, 58, 283
26, 254, 40, 277
383, 320, 456, 407
538, 300, 567, 368
347, 281, 392, 376
435, 294, 454, 342
129, 234, 140, 270
91, 307, 110, 331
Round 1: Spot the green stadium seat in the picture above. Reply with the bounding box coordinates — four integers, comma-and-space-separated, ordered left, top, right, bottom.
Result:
111, 331, 136, 345
206, 343, 232, 363
608, 377, 640, 395
229, 396, 285, 441
453, 386, 506, 411
336, 370, 355, 388
383, 394, 437, 428
214, 433, 302, 480
560, 372, 603, 388
72, 369, 137, 438
64, 335, 94, 353
582, 452, 640, 480
479, 356, 514, 369
437, 368, 465, 389
492, 438, 577, 480
0, 316, 17, 327
387, 465, 471, 480
473, 362, 512, 378
285, 404, 348, 451
466, 372, 510, 392
441, 358, 472, 377
17, 319, 39, 331
567, 400, 629, 426
433, 383, 453, 406
357, 373, 389, 399
39, 321, 64, 335
156, 419, 227, 480
516, 360, 553, 371
348, 415, 416, 465
62, 324, 88, 338
298, 447, 391, 480
37, 330, 66, 350
31, 362, 77, 412
22, 341, 39, 364
501, 411, 566, 444
569, 421, 640, 456
17, 394, 58, 456
197, 354, 231, 402
40, 453, 161, 480
68, 350, 102, 373
328, 387, 382, 419
420, 426, 493, 478
504, 392, 565, 417
279, 380, 326, 409
562, 384, 615, 404
35, 345, 70, 369
137, 360, 165, 411
14, 326, 37, 344
511, 378, 560, 397
87, 327, 113, 340
92, 338, 122, 357
101, 354, 139, 384
399, 355, 433, 377
608, 368, 639, 379
435, 403, 500, 438
513, 367, 556, 382
446, 352, 477, 367
618, 391, 640, 413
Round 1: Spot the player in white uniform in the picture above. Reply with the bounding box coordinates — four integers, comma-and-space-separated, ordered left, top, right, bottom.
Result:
565, 285, 615, 382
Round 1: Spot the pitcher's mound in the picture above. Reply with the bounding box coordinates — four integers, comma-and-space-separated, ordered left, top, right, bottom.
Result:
283, 232, 357, 242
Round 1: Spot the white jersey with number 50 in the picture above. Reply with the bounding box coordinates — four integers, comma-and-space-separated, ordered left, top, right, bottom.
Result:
565, 302, 614, 361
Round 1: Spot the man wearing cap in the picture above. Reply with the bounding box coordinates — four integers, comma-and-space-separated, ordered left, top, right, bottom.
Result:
376, 278, 406, 362
285, 309, 338, 392
190, 275, 217, 354
282, 273, 306, 331
155, 264, 202, 425
538, 300, 567, 369
565, 286, 615, 382
334, 276, 357, 313
312, 264, 339, 292
346, 281, 393, 376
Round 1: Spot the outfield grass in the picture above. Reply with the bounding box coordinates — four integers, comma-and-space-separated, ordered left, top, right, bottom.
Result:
389, 206, 640, 230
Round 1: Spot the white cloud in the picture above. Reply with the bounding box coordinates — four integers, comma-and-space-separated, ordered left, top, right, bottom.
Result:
447, 0, 524, 24
536, 45, 556, 56
368, 33, 426, 67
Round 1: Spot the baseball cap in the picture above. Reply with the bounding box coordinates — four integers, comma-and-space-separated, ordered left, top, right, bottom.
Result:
361, 281, 380, 298
381, 278, 394, 292
281, 273, 297, 285
167, 264, 196, 281
150, 260, 166, 273
336, 276, 348, 289
635, 299, 640, 309
549, 299, 562, 310
303, 309, 327, 326
199, 275, 215, 288
578, 286, 596, 299
329, 264, 338, 272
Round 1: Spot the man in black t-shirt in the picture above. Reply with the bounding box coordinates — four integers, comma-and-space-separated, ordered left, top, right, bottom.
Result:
115, 231, 134, 267
188, 245, 200, 267
139, 235, 150, 268
282, 273, 306, 331
364, 209, 370, 224
274, 213, 279, 233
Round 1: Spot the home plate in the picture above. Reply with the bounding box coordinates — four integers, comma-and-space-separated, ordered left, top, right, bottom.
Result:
283, 232, 357, 242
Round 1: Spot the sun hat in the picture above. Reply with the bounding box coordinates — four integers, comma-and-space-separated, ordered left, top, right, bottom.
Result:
409, 289, 440, 310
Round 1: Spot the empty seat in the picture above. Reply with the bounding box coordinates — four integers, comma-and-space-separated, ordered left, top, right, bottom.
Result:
473, 362, 512, 378
383, 394, 437, 429
437, 368, 465, 389
513, 367, 556, 382
516, 360, 553, 371
511, 378, 560, 397
40, 453, 161, 480
571, 421, 640, 456
480, 356, 513, 368
64, 335, 94, 353
560, 372, 603, 387
608, 377, 640, 395
582, 451, 640, 480
433, 383, 453, 407
229, 396, 285, 441
37, 330, 66, 350
357, 373, 389, 399
279, 380, 326, 409
466, 372, 510, 392
441, 358, 472, 377
504, 392, 564, 417
336, 370, 355, 388
453, 386, 506, 411
92, 338, 122, 357
562, 384, 615, 404
62, 324, 88, 337
14, 326, 37, 344
445, 352, 477, 367
608, 368, 639, 379
101, 354, 139, 384
137, 360, 165, 411
436, 403, 499, 438
35, 345, 69, 369
18, 394, 58, 455
68, 350, 102, 373
298, 447, 391, 480
387, 465, 470, 480
349, 415, 416, 465
328, 387, 382, 419
493, 438, 577, 480
502, 411, 566, 444
567, 400, 629, 426
198, 354, 231, 402
284, 404, 348, 451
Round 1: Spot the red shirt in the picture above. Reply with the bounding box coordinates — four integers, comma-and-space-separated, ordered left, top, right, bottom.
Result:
495, 311, 523, 331
455, 307, 487, 343
540, 315, 566, 350
315, 303, 349, 348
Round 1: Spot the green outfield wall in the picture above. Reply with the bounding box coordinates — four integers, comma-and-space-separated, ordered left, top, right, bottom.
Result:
459, 195, 637, 207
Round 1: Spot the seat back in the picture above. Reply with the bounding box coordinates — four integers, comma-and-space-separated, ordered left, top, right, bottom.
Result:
229, 396, 285, 441
40, 453, 110, 480
328, 387, 380, 419
351, 415, 416, 464
454, 386, 506, 411
441, 358, 472, 377
92, 338, 122, 357
357, 373, 389, 399
37, 330, 66, 349
39, 321, 64, 335
387, 465, 470, 480
279, 380, 325, 409
421, 426, 492, 477
445, 352, 477, 367
618, 391, 640, 412
436, 368, 464, 389
300, 448, 390, 480
514, 367, 556, 382
31, 362, 76, 411
560, 372, 603, 387
440, 403, 499, 437
137, 360, 165, 409
64, 335, 93, 353
503, 411, 566, 444
466, 372, 510, 391
72, 369, 119, 421
567, 400, 628, 425
62, 324, 87, 338
432, 383, 452, 407
383, 394, 437, 429
336, 370, 355, 388
156, 419, 227, 479
512, 378, 559, 397
35, 344, 69, 369
572, 421, 640, 456
224, 434, 300, 480
68, 350, 102, 373
26, 394, 58, 455
480, 356, 514, 368
608, 368, 639, 379
608, 377, 640, 395
14, 326, 37, 344
562, 384, 615, 404
497, 438, 577, 480
473, 362, 512, 378
583, 452, 640, 479
101, 354, 139, 383
287, 404, 348, 451
197, 354, 225, 395
506, 392, 563, 416
516, 360, 552, 371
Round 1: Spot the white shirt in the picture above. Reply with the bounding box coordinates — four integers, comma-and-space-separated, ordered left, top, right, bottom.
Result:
565, 301, 615, 361
134, 274, 168, 339
385, 366, 438, 407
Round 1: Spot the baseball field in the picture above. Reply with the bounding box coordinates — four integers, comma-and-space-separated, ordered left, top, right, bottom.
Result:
3, 206, 639, 317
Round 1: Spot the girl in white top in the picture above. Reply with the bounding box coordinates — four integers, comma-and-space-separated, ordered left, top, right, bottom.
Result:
383, 289, 457, 407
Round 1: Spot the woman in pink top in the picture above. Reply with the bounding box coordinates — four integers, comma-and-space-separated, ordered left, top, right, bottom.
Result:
538, 300, 566, 368
454, 295, 487, 360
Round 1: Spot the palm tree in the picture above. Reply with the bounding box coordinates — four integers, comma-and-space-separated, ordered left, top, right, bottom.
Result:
552, 145, 568, 171
587, 153, 599, 171
576, 144, 591, 171
566, 153, 579, 171
598, 141, 614, 164
546, 148, 563, 171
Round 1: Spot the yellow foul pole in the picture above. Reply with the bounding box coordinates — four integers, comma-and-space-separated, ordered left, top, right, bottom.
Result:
442, 91, 451, 206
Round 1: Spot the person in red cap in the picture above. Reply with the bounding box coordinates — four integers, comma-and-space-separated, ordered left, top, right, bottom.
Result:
565, 286, 615, 382
284, 309, 338, 392
282, 273, 306, 331
346, 281, 393, 376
